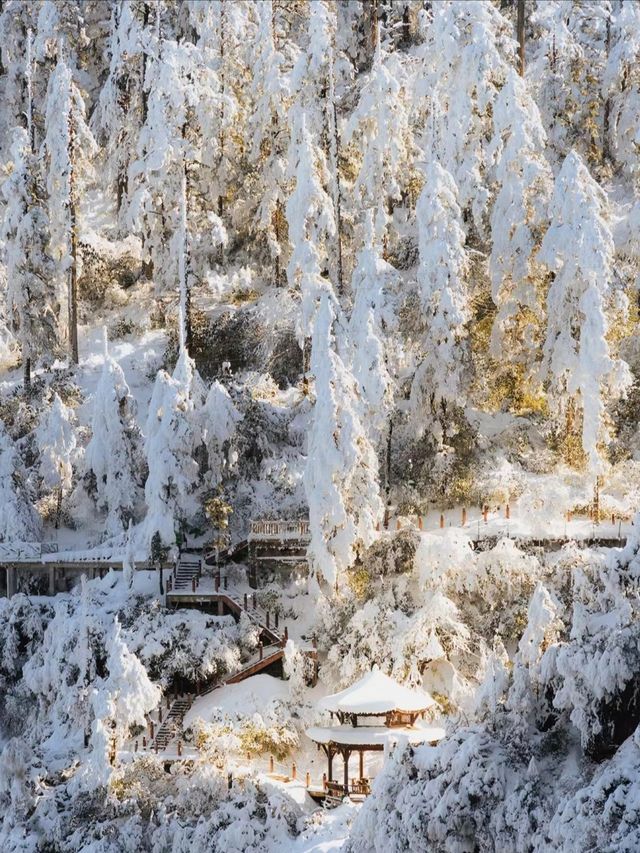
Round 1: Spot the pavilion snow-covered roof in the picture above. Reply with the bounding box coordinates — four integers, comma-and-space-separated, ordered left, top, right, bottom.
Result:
306, 724, 445, 749
319, 667, 435, 715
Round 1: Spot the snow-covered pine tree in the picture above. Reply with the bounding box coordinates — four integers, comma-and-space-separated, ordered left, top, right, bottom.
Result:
201, 380, 241, 490
128, 24, 224, 294
143, 313, 205, 548
0, 420, 41, 543
346, 38, 411, 244
0, 5, 39, 157
93, 0, 146, 231
292, 0, 343, 290
88, 617, 159, 787
416, 0, 514, 237
186, 0, 253, 241
603, 1, 640, 182
84, 329, 144, 537
36, 393, 76, 527
247, 0, 290, 285
1, 126, 60, 386
348, 210, 396, 444
305, 290, 383, 588
529, 0, 610, 168
488, 70, 552, 366
410, 160, 469, 444
538, 150, 631, 469
286, 113, 336, 354
43, 45, 97, 365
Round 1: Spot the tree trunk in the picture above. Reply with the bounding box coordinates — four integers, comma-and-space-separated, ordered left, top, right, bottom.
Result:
364, 0, 379, 68
55, 486, 62, 528
326, 21, 344, 296
23, 356, 31, 389
140, 3, 154, 281
516, 0, 525, 77
217, 0, 226, 263
383, 416, 393, 528
158, 563, 164, 596
602, 14, 611, 163
69, 116, 79, 365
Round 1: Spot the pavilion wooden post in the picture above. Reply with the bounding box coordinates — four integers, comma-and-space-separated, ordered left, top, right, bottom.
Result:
343, 747, 349, 793
327, 746, 333, 782
359, 750, 364, 780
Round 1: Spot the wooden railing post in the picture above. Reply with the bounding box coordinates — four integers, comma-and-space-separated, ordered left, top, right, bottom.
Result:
259, 642, 263, 661
243, 593, 248, 611
462, 507, 467, 526
305, 771, 310, 787
439, 513, 444, 529
292, 762, 297, 780
270, 755, 274, 773
275, 611, 279, 629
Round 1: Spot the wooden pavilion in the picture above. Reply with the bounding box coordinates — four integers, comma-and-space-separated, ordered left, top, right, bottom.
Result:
306, 666, 445, 799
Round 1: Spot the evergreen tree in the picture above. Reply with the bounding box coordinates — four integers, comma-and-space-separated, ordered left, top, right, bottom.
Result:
538, 150, 631, 469
348, 210, 396, 444
410, 160, 469, 444
43, 47, 97, 365
93, 0, 146, 231
417, 0, 515, 236
143, 318, 205, 548
0, 420, 41, 542
286, 114, 336, 351
488, 70, 552, 365
346, 39, 411, 243
2, 127, 60, 386
603, 1, 640, 182
84, 329, 144, 537
36, 393, 76, 527
305, 290, 383, 587
247, 0, 290, 285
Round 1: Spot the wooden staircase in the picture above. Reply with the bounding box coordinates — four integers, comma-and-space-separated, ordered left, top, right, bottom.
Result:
173, 553, 201, 590
152, 696, 192, 751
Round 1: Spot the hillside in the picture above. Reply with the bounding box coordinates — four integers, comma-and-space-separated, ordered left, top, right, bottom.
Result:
1, 1, 640, 851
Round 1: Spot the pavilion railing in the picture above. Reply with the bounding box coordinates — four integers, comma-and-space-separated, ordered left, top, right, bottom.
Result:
249, 520, 311, 541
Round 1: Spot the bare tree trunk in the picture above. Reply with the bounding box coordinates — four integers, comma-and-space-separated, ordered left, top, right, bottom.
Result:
181, 148, 192, 354
55, 485, 62, 528
602, 13, 611, 163
217, 0, 226, 265
69, 113, 79, 365
0, 1, 5, 76
326, 17, 344, 296
516, 0, 525, 77
140, 2, 154, 281
363, 0, 379, 68
24, 357, 31, 389
383, 416, 393, 529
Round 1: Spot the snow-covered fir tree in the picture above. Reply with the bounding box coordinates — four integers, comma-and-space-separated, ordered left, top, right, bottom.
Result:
286, 112, 336, 348
538, 150, 631, 469
1, 127, 59, 385
0, 421, 41, 543
84, 329, 144, 537
35, 393, 76, 525
410, 159, 469, 443
42, 45, 97, 364
305, 290, 383, 587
